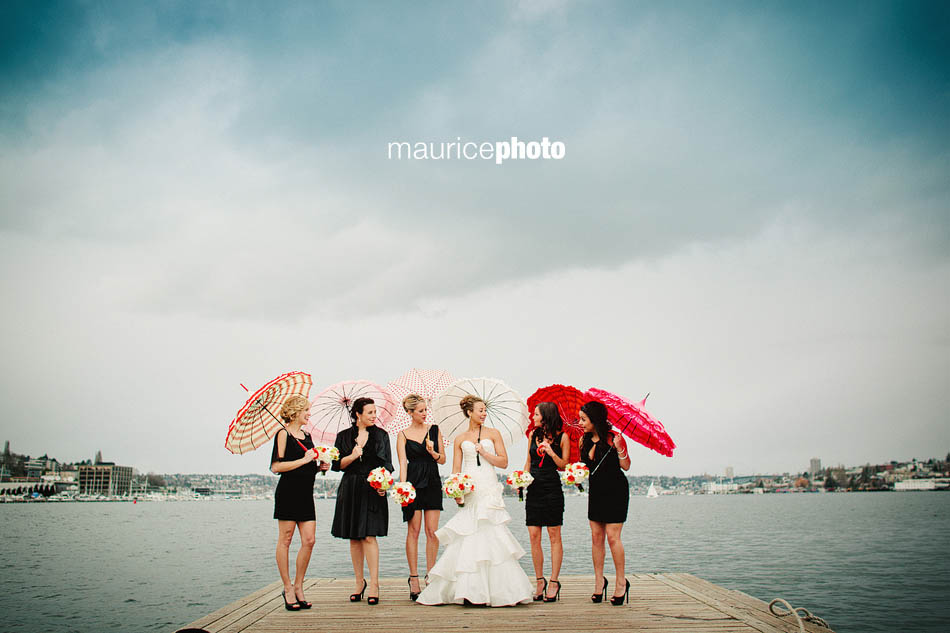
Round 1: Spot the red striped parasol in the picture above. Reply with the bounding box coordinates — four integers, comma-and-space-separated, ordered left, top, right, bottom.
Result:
585, 388, 675, 457
525, 384, 587, 464
225, 371, 313, 454
386, 368, 457, 436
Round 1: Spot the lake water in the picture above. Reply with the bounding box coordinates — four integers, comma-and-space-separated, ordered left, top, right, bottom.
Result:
1, 492, 948, 632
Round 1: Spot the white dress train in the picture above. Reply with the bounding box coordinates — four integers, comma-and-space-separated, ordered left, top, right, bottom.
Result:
415, 438, 533, 607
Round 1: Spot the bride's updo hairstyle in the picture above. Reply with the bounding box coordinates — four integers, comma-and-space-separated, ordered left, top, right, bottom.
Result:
349, 397, 375, 425
459, 394, 486, 418
402, 394, 425, 413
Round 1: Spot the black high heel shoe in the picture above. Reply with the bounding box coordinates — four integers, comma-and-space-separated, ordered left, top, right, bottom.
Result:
610, 578, 630, 606
293, 587, 312, 609
543, 579, 561, 602
533, 577, 547, 602
282, 590, 302, 611
408, 575, 420, 601
591, 577, 608, 603
349, 579, 367, 602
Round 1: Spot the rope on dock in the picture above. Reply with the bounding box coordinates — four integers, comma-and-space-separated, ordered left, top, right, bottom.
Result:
768, 598, 831, 632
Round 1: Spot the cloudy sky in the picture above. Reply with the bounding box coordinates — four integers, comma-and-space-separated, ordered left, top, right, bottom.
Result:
1, 0, 947, 478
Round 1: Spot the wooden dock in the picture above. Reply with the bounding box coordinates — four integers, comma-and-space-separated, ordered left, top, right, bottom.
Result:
181, 574, 833, 633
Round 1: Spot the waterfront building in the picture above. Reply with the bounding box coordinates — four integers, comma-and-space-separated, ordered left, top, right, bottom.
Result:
894, 479, 938, 491
702, 481, 739, 494
810, 458, 822, 478
78, 464, 133, 495
725, 466, 734, 479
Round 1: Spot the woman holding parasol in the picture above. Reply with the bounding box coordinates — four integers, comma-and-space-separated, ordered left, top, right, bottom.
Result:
330, 397, 394, 605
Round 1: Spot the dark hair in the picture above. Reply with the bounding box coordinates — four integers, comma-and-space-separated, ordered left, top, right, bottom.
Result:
349, 397, 375, 425
532, 402, 563, 443
581, 401, 612, 442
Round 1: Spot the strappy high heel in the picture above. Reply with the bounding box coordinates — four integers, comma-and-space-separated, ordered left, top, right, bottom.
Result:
591, 577, 608, 603
610, 578, 630, 606
349, 579, 367, 602
408, 575, 420, 601
293, 587, 312, 609
282, 590, 302, 611
543, 579, 561, 602
533, 577, 547, 602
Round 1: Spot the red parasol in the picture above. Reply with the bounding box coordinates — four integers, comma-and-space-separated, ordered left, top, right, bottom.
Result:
584, 388, 675, 457
225, 371, 314, 455
525, 384, 587, 464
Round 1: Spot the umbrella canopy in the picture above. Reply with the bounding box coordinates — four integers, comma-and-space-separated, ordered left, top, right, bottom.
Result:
386, 368, 457, 436
585, 388, 675, 457
225, 371, 313, 454
432, 377, 529, 448
525, 384, 587, 463
304, 380, 398, 444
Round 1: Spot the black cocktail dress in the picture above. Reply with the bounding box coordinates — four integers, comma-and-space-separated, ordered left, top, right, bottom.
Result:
401, 425, 444, 522
581, 432, 629, 524
331, 425, 394, 539
271, 430, 317, 522
525, 431, 565, 527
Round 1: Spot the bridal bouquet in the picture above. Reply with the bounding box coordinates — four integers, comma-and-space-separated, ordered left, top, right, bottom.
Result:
390, 481, 417, 507
560, 462, 590, 491
367, 467, 395, 492
505, 470, 534, 501
311, 445, 339, 476
443, 473, 475, 507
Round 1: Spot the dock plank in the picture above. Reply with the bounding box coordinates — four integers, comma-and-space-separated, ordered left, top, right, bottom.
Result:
178, 574, 834, 633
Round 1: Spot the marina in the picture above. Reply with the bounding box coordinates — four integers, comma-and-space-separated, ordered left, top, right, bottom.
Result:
183, 574, 834, 633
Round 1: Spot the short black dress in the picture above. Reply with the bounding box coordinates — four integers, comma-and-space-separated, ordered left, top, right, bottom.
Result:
331, 425, 394, 539
401, 425, 444, 522
581, 432, 629, 524
525, 431, 565, 527
271, 430, 317, 521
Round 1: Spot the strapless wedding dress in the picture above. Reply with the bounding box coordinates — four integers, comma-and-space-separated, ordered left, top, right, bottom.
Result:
415, 439, 533, 606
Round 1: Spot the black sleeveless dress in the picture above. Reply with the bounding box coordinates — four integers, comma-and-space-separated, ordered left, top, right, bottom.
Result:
581, 432, 629, 524
401, 425, 444, 522
271, 430, 317, 521
525, 431, 565, 527
331, 425, 394, 539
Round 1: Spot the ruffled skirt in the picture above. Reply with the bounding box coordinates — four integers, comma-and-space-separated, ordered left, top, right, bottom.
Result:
416, 473, 533, 607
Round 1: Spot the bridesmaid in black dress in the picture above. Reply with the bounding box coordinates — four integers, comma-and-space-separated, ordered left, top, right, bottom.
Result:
331, 397, 394, 605
395, 394, 446, 600
579, 400, 632, 606
270, 394, 329, 611
523, 402, 570, 602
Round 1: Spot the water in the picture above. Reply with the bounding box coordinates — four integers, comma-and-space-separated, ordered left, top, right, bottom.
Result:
1, 492, 948, 633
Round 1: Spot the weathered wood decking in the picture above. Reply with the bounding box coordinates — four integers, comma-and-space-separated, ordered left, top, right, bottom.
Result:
182, 574, 833, 633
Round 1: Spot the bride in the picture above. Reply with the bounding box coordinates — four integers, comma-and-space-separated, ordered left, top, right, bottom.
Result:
416, 394, 534, 607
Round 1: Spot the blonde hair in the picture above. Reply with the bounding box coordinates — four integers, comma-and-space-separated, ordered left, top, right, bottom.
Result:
280, 395, 310, 423
459, 394, 485, 418
402, 394, 425, 412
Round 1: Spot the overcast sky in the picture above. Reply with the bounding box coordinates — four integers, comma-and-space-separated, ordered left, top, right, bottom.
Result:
1, 0, 948, 478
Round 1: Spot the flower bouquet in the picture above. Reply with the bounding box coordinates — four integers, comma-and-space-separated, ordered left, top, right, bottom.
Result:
390, 481, 417, 507
505, 470, 534, 501
367, 466, 394, 492
560, 462, 590, 491
313, 445, 339, 475
443, 473, 475, 507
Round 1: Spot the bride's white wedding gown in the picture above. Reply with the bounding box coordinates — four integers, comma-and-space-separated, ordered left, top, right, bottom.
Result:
416, 438, 533, 606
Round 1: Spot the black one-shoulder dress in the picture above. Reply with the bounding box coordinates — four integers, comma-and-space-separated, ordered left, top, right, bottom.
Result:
525, 431, 565, 527
401, 425, 444, 522
271, 430, 317, 522
581, 432, 629, 524
331, 425, 394, 539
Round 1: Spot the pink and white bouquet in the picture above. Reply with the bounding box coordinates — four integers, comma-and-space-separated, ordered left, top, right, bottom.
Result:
443, 473, 475, 507
505, 470, 534, 501
560, 462, 590, 491
390, 481, 417, 507
367, 466, 394, 492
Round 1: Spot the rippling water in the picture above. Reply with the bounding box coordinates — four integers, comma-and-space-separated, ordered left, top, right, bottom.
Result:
1, 492, 948, 632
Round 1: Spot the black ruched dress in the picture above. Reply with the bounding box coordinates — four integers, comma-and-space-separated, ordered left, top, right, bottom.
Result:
331, 425, 394, 539
271, 430, 317, 521
581, 432, 629, 524
525, 431, 565, 527
401, 425, 444, 522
